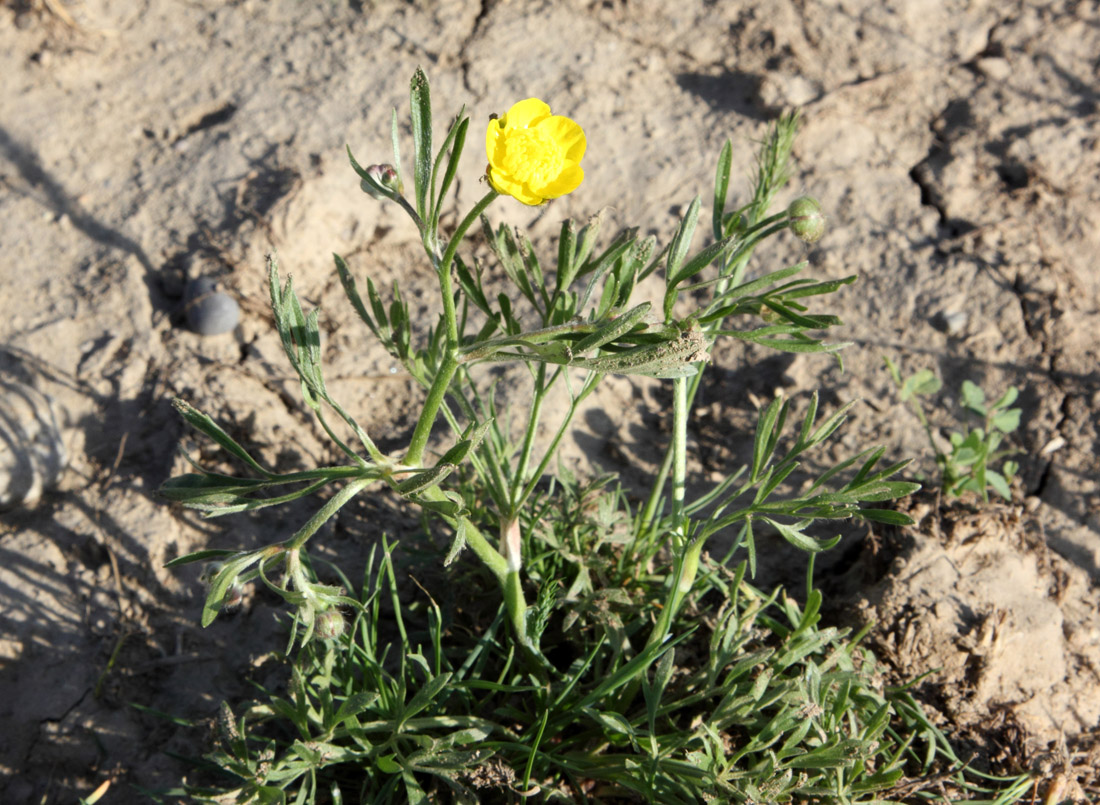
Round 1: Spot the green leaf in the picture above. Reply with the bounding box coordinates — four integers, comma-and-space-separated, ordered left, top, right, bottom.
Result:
992, 386, 1019, 409
847, 481, 922, 502
412, 492, 464, 518
662, 197, 701, 318
346, 144, 383, 192
665, 197, 700, 283
758, 298, 841, 329
254, 787, 287, 805
164, 548, 239, 568
366, 277, 390, 335
752, 395, 786, 482
584, 708, 635, 738
396, 464, 455, 496
438, 420, 493, 466
577, 228, 636, 311
953, 447, 980, 467
796, 391, 821, 447
556, 218, 578, 291
401, 673, 452, 723
453, 255, 493, 316
783, 739, 863, 769
991, 408, 1021, 433
572, 302, 650, 353
900, 369, 941, 401
402, 771, 429, 805
376, 754, 402, 774
643, 647, 675, 731
443, 520, 467, 566
857, 507, 915, 526
760, 517, 841, 553
201, 552, 265, 627
335, 253, 382, 340
960, 379, 986, 414
987, 470, 1011, 500
747, 336, 851, 354
519, 232, 548, 309
713, 263, 805, 306
573, 630, 694, 712
159, 472, 265, 503
669, 234, 737, 289
713, 139, 732, 241
776, 273, 858, 300
331, 692, 379, 728
390, 108, 404, 190
573, 211, 603, 268
410, 68, 432, 220
172, 399, 272, 478
430, 109, 468, 230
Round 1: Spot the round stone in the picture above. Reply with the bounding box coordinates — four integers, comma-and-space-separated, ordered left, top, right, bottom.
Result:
184, 277, 240, 335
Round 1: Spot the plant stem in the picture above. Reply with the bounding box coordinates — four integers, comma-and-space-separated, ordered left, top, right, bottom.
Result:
656, 375, 701, 637
284, 476, 374, 551
405, 352, 459, 467
511, 363, 548, 515
437, 190, 498, 343
618, 377, 698, 711
636, 212, 793, 543
723, 213, 789, 289
404, 190, 499, 467
636, 367, 703, 545
670, 375, 688, 527
515, 371, 600, 510
503, 569, 527, 643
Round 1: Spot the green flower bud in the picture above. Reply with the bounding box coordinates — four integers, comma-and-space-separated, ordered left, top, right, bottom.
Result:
221, 580, 245, 612
314, 608, 347, 641
200, 561, 245, 612
787, 195, 825, 243
361, 164, 403, 199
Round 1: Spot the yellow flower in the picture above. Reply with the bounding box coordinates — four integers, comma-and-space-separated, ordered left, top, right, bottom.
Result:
486, 98, 585, 206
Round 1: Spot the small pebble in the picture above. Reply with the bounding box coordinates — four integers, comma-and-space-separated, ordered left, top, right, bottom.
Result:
184, 277, 240, 335
975, 57, 1011, 82
934, 310, 968, 336
757, 73, 820, 110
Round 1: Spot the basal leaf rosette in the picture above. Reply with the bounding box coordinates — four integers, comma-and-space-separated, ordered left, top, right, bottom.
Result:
486, 98, 586, 206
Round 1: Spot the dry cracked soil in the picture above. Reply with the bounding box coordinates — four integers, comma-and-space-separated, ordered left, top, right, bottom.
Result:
1, 0, 1099, 801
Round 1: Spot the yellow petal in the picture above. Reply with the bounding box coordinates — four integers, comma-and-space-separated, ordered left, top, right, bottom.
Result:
501, 98, 551, 130
488, 169, 544, 206
486, 118, 506, 167
537, 115, 586, 163
538, 164, 583, 199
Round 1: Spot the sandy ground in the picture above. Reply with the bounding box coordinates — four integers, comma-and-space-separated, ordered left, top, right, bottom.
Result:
1, 0, 1099, 800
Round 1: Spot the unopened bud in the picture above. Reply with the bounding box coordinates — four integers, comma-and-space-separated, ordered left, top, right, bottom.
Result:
787, 195, 825, 243
314, 609, 347, 641
217, 701, 240, 745
200, 561, 246, 612
221, 580, 246, 612
361, 164, 402, 199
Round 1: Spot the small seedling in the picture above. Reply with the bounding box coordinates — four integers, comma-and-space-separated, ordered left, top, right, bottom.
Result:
885, 357, 1022, 501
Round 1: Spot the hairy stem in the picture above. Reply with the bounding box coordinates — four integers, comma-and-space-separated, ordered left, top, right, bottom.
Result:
284, 476, 374, 551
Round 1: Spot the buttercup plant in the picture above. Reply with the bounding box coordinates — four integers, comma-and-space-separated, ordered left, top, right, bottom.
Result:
157, 70, 1036, 801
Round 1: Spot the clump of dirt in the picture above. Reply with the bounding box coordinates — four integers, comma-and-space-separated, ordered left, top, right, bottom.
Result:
836, 492, 1100, 800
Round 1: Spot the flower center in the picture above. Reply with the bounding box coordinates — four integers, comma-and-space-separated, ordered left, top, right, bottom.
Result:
500, 127, 564, 188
